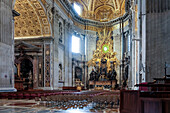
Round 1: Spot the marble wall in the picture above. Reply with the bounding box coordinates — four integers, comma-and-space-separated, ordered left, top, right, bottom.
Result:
51, 8, 73, 89
0, 0, 16, 92
113, 33, 122, 84
71, 27, 87, 87
145, 0, 170, 82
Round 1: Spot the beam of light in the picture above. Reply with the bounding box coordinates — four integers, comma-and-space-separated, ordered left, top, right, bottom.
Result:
72, 35, 80, 53
74, 3, 81, 15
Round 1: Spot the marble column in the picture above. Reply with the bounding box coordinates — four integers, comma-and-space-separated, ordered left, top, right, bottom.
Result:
137, 0, 142, 83
141, 0, 146, 82
0, 0, 16, 92
33, 56, 38, 89
72, 61, 76, 87
68, 23, 73, 86
64, 21, 69, 86
131, 0, 137, 88
64, 21, 73, 86
127, 15, 133, 88
53, 11, 59, 89
44, 40, 53, 90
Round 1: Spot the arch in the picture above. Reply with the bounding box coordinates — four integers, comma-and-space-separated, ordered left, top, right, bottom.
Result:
15, 55, 33, 84
94, 4, 115, 13
14, 0, 52, 39
38, 0, 53, 36
16, 55, 33, 65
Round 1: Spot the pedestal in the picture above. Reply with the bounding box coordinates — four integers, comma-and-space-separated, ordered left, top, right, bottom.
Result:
58, 81, 64, 90
89, 80, 116, 90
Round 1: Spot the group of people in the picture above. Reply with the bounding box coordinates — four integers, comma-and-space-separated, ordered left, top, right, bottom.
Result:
89, 67, 117, 81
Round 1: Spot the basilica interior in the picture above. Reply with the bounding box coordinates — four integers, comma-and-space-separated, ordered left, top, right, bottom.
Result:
0, 0, 170, 113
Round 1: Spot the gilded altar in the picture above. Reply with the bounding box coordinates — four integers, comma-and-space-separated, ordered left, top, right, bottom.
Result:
87, 28, 120, 71
88, 28, 120, 90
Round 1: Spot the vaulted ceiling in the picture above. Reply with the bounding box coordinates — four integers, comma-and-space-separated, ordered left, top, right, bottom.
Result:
69, 0, 126, 22
14, 0, 51, 38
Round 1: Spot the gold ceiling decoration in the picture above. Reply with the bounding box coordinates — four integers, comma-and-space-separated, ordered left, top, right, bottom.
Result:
14, 0, 51, 38
87, 27, 120, 71
69, 0, 126, 22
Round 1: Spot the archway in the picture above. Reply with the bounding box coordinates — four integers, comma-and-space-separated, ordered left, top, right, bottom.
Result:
13, 0, 52, 90
75, 66, 83, 86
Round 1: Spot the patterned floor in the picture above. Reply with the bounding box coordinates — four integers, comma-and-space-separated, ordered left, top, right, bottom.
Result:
0, 99, 119, 113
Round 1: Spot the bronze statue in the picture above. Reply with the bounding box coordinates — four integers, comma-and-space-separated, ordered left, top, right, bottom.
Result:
95, 67, 100, 81
100, 59, 107, 79
89, 68, 96, 81
107, 69, 117, 80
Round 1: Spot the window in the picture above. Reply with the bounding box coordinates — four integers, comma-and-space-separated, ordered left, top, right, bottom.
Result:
59, 22, 63, 43
128, 35, 131, 51
74, 3, 81, 15
85, 36, 87, 55
72, 35, 80, 53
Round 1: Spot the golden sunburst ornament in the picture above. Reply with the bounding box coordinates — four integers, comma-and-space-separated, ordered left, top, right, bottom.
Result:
102, 44, 109, 53
87, 27, 120, 70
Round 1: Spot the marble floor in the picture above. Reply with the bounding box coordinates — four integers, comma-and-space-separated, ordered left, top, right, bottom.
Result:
0, 99, 119, 113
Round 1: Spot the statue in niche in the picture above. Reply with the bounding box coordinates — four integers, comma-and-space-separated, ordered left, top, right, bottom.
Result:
59, 22, 63, 43
122, 57, 129, 88
123, 64, 129, 87
59, 64, 62, 81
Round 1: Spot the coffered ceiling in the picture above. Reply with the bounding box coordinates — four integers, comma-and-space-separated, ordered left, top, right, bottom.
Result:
69, 0, 126, 22
14, 0, 51, 38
